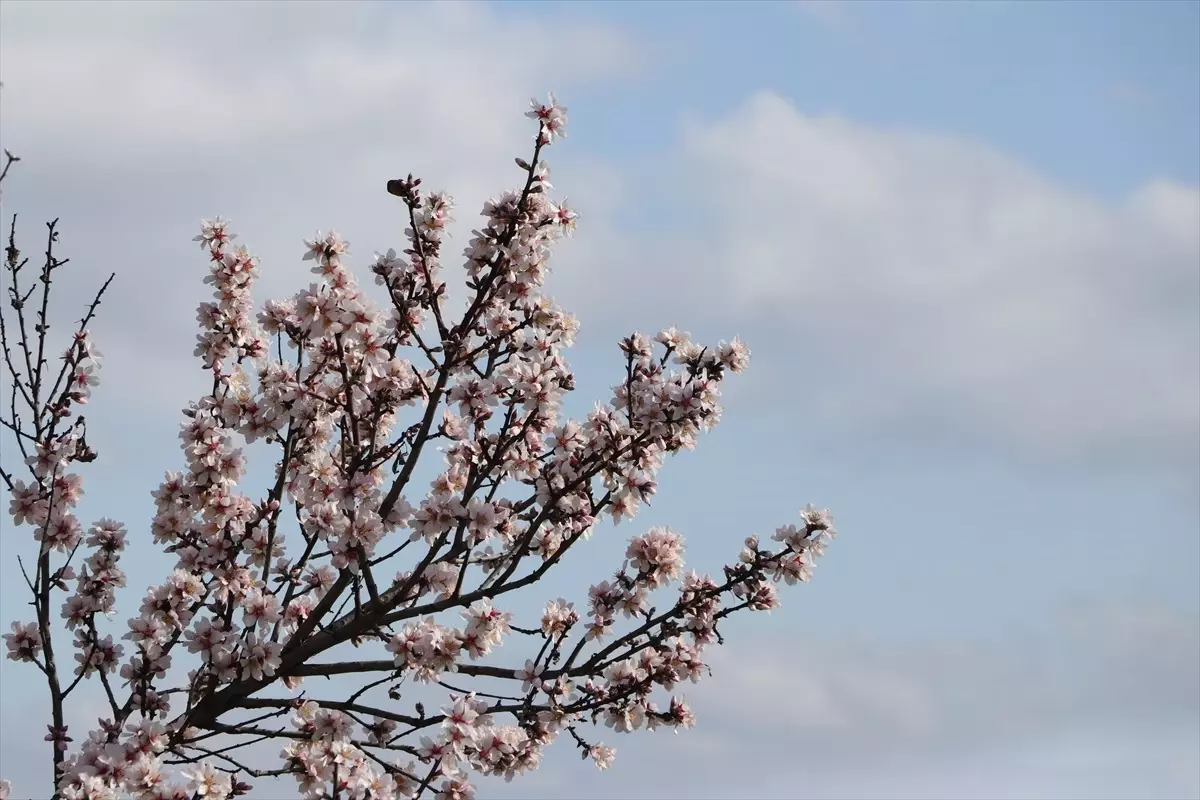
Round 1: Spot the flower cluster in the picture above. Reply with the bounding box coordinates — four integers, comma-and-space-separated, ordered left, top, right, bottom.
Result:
3, 621, 42, 662
282, 701, 411, 799
0, 93, 837, 800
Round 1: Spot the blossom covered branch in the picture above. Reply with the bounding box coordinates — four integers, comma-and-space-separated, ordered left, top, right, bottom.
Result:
0, 96, 836, 800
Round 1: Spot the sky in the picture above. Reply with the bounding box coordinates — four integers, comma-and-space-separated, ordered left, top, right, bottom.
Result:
0, 0, 1197, 797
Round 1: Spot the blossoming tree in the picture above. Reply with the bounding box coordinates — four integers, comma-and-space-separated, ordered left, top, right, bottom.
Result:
0, 96, 836, 800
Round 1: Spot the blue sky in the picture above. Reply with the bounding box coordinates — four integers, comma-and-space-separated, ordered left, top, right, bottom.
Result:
508, 0, 1200, 197
1, 1, 1197, 798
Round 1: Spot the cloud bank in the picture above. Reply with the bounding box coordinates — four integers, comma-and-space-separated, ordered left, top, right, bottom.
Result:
671, 91, 1199, 473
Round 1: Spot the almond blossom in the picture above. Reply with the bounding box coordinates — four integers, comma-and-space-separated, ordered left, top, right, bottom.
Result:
0, 98, 838, 800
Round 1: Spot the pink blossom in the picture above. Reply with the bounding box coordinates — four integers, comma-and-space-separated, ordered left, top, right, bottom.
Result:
0, 94, 838, 800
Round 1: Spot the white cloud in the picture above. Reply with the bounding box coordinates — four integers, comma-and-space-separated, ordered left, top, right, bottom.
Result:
708, 603, 1200, 741
0, 0, 640, 163
0, 0, 639, 430
10, 4, 1190, 477
669, 91, 1200, 470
